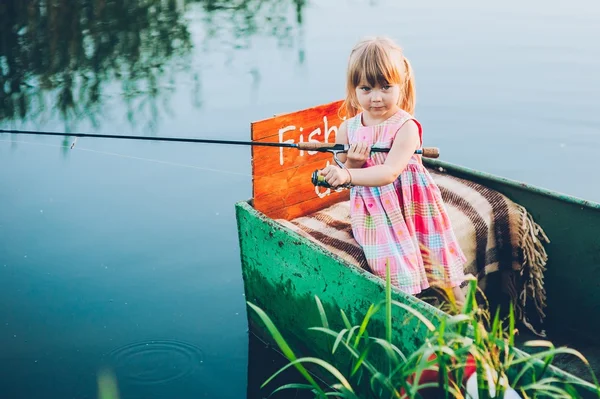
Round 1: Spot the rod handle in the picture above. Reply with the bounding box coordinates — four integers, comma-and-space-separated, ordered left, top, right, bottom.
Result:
420, 147, 439, 158
296, 142, 341, 151
369, 146, 440, 158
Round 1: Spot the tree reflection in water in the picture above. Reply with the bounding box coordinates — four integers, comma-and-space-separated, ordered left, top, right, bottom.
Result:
0, 0, 306, 133
0, 0, 192, 132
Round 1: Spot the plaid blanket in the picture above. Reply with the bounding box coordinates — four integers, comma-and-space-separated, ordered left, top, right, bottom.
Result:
277, 166, 550, 337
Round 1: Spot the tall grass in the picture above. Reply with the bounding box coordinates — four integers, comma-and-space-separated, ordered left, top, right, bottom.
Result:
248, 263, 600, 398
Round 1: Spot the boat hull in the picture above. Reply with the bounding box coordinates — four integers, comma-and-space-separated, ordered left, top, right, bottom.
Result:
236, 158, 600, 396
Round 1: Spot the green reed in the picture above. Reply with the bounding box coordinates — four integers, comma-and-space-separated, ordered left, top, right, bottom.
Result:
248, 262, 600, 398
97, 369, 120, 399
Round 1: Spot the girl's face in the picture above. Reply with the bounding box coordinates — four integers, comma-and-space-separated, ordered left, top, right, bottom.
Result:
355, 81, 401, 120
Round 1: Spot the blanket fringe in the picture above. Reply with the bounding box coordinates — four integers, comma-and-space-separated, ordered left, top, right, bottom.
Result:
510, 203, 550, 337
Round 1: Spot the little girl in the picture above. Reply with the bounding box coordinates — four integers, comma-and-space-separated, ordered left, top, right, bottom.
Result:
320, 36, 466, 302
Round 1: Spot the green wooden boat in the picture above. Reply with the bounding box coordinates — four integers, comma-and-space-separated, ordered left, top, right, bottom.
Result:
236, 101, 600, 396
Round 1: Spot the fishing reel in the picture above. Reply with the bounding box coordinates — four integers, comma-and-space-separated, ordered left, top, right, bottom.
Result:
310, 150, 348, 189
311, 170, 333, 188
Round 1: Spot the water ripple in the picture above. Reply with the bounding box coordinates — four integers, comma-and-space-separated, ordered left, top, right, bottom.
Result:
107, 339, 204, 385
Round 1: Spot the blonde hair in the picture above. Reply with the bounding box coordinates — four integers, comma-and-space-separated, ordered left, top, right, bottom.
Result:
340, 36, 416, 118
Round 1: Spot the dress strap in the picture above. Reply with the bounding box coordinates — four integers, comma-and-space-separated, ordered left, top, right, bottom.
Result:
407, 117, 423, 148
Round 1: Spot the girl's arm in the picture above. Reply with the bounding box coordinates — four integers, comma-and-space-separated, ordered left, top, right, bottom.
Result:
349, 120, 420, 186
321, 120, 420, 187
335, 121, 370, 169
333, 121, 349, 164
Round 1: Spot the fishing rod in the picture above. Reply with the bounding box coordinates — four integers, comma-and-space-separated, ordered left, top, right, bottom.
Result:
0, 128, 440, 188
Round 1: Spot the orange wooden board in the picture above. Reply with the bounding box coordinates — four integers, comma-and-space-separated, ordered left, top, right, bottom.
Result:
251, 100, 349, 220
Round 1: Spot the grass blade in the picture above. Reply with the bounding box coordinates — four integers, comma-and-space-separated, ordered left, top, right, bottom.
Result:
346, 325, 361, 346
340, 309, 352, 330
269, 383, 319, 395
353, 303, 382, 348
370, 337, 407, 363
309, 326, 379, 376
509, 302, 515, 347
315, 295, 329, 329
97, 369, 120, 399
288, 357, 356, 393
390, 300, 435, 332
332, 328, 349, 354
385, 259, 392, 344
247, 302, 325, 394
350, 342, 373, 377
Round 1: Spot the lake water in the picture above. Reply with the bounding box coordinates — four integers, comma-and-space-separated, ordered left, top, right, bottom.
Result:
1, 0, 599, 398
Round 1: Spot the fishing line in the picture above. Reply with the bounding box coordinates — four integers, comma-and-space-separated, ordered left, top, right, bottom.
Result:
0, 138, 252, 177
1, 127, 440, 189
0, 128, 291, 148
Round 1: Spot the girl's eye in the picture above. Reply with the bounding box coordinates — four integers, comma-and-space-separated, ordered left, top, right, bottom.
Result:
360, 86, 371, 92
382, 85, 391, 90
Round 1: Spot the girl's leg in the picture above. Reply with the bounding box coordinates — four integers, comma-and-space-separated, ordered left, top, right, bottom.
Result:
452, 285, 465, 306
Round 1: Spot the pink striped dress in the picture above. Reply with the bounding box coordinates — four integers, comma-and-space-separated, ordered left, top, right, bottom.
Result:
347, 109, 466, 294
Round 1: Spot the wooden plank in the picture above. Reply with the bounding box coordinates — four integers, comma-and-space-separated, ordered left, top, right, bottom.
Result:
266, 193, 349, 220
254, 161, 340, 200
251, 100, 348, 220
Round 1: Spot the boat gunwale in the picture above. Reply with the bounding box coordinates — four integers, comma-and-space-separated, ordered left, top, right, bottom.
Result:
424, 158, 600, 211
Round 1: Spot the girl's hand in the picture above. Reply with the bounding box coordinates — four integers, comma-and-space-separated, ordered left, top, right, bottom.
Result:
346, 142, 371, 167
320, 165, 352, 187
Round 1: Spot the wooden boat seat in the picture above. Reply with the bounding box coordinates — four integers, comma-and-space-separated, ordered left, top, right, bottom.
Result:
277, 165, 550, 336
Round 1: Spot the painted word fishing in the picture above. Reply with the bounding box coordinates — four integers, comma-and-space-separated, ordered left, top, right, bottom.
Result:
277, 115, 340, 166
278, 115, 344, 198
